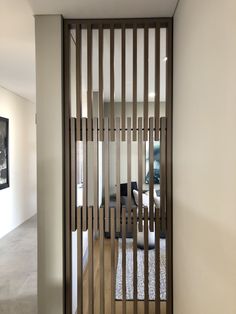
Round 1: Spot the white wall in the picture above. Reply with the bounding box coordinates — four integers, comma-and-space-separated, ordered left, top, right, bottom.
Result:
0, 86, 36, 239
35, 15, 64, 314
174, 1, 236, 313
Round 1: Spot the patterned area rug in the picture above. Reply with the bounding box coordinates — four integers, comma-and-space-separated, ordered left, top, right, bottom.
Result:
115, 239, 166, 301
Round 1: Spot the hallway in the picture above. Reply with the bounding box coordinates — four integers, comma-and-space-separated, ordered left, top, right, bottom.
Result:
0, 215, 37, 314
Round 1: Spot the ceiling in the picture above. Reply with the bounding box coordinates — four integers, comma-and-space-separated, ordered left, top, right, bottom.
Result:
0, 0, 178, 103
29, 0, 178, 19
0, 0, 35, 102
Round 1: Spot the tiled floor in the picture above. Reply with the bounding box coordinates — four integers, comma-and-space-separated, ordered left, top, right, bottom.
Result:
0, 215, 37, 314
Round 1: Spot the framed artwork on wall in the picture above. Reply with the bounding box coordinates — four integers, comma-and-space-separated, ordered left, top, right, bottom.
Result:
0, 117, 9, 190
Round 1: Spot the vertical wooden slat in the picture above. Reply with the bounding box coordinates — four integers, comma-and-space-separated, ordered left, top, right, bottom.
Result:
121, 26, 126, 141
93, 118, 98, 233
70, 118, 77, 231
133, 208, 138, 314
87, 24, 93, 141
63, 23, 72, 313
110, 26, 115, 141
77, 206, 83, 314
116, 118, 121, 233
155, 23, 160, 141
138, 117, 143, 232
144, 206, 149, 314
99, 25, 104, 141
149, 117, 154, 232
88, 207, 94, 314
166, 20, 173, 314
143, 25, 149, 141
99, 207, 105, 314
127, 117, 132, 233
82, 118, 88, 231
122, 206, 127, 314
76, 24, 82, 141
133, 25, 137, 141
104, 117, 110, 232
110, 208, 116, 314
155, 207, 160, 314
160, 117, 167, 233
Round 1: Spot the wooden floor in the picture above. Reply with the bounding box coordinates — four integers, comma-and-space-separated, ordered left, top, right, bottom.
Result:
82, 238, 166, 314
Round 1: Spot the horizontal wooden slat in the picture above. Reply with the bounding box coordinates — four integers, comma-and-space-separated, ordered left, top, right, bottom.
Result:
65, 18, 172, 29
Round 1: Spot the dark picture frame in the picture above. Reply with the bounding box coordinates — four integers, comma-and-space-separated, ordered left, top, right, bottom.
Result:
0, 117, 9, 190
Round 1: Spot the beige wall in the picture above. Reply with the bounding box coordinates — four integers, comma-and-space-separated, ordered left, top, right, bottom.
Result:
173, 1, 236, 313
0, 86, 36, 238
35, 15, 64, 314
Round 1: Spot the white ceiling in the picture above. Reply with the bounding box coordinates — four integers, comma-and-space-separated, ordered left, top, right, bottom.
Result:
29, 0, 178, 19
0, 0, 35, 102
0, 0, 178, 103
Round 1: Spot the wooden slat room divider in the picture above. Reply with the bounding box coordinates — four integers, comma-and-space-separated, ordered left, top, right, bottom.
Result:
64, 18, 173, 314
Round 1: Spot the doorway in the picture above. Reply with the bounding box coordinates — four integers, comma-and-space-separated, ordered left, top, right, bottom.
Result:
63, 18, 173, 314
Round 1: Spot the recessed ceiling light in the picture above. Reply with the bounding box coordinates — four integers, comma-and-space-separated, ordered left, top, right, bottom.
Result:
163, 57, 168, 62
